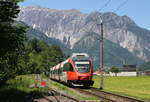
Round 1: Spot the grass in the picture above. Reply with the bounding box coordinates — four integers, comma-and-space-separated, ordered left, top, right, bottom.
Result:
0, 74, 98, 102
48, 79, 99, 101
92, 76, 150, 101
2, 75, 150, 101
0, 75, 49, 102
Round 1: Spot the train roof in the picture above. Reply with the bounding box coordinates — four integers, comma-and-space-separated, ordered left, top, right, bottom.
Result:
50, 59, 69, 71
71, 53, 89, 58
71, 53, 90, 61
50, 53, 90, 71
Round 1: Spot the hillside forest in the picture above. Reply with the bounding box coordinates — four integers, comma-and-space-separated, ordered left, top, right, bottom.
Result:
0, 0, 64, 84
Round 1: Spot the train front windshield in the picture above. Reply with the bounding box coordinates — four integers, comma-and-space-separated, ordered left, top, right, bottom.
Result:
75, 61, 90, 73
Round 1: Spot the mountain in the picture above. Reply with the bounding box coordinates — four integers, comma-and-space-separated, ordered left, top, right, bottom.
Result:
17, 6, 150, 67
24, 24, 72, 56
139, 61, 150, 71
26, 25, 145, 68
18, 6, 86, 48
72, 32, 145, 68
17, 6, 150, 62
27, 27, 66, 47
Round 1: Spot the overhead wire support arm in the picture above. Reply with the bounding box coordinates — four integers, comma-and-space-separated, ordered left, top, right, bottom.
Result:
96, 0, 129, 90
97, 0, 112, 90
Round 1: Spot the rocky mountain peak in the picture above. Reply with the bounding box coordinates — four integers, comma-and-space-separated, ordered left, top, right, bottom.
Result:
17, 6, 150, 61
21, 5, 41, 10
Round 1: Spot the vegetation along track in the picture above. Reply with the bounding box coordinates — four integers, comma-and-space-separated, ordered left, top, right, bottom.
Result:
50, 79, 145, 102
74, 87, 145, 102
32, 88, 80, 102
49, 89, 80, 102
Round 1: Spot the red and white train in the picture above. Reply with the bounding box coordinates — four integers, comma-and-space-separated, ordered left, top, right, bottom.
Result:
49, 53, 94, 87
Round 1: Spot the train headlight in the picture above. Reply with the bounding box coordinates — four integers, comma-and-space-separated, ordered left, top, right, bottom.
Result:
78, 76, 89, 80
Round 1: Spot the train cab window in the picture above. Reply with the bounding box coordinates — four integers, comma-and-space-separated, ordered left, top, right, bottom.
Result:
75, 61, 90, 73
63, 63, 74, 72
70, 64, 74, 72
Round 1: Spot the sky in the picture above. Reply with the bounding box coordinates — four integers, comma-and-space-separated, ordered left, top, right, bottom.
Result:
19, 0, 150, 30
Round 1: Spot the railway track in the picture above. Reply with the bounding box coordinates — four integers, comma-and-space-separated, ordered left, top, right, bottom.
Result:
26, 83, 80, 102
74, 87, 145, 102
48, 89, 80, 102
50, 79, 146, 102
31, 88, 80, 102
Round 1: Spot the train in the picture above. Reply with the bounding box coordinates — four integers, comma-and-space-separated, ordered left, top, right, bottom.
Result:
49, 53, 94, 87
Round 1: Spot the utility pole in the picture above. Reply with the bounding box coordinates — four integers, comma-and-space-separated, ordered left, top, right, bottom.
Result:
100, 19, 104, 90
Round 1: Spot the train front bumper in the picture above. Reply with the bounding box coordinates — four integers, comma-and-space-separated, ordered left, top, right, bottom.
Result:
70, 80, 94, 86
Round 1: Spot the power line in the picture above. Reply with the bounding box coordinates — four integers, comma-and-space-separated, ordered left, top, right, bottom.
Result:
113, 0, 128, 13
79, 0, 129, 34
78, 0, 112, 33
99, 0, 112, 12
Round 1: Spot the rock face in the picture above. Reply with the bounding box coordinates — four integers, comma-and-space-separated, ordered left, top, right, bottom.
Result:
72, 32, 145, 67
18, 6, 150, 61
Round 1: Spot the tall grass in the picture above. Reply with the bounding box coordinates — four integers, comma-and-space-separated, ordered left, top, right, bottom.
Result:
0, 75, 48, 102
92, 76, 150, 101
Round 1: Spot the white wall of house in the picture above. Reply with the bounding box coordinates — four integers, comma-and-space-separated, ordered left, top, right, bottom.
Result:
109, 72, 137, 76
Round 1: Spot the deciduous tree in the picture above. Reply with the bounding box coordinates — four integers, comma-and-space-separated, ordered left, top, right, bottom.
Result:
0, 0, 26, 83
110, 66, 120, 76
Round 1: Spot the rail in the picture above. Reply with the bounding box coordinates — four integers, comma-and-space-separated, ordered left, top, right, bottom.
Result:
75, 87, 145, 102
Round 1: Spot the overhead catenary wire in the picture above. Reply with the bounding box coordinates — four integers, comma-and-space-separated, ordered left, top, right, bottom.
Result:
80, 0, 129, 76
73, 0, 112, 35
78, 0, 112, 33
113, 0, 128, 13
98, 0, 112, 22
78, 0, 129, 35
96, 0, 129, 90
99, 0, 112, 12
71, 0, 128, 33
95, 0, 113, 90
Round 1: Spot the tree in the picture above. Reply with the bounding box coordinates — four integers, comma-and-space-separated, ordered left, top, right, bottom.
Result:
110, 66, 120, 76
24, 38, 65, 75
0, 0, 26, 83
0, 1, 26, 56
104, 67, 110, 74
139, 61, 150, 71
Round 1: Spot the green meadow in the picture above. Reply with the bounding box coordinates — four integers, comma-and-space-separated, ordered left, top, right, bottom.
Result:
92, 76, 150, 101
1, 75, 150, 101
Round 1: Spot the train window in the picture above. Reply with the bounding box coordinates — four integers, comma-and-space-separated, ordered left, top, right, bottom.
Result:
70, 63, 73, 71
63, 63, 74, 72
58, 68, 63, 74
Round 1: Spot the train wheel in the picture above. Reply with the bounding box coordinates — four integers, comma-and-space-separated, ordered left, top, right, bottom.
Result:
83, 84, 90, 88
67, 81, 74, 87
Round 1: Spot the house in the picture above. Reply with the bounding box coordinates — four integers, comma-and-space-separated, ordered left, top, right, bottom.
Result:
122, 65, 136, 72
109, 65, 137, 76
143, 70, 150, 76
